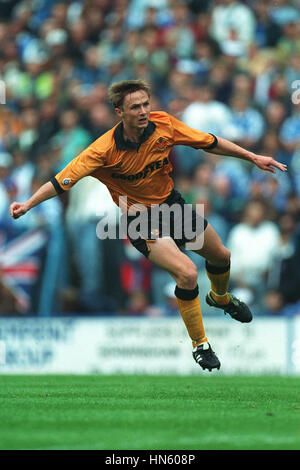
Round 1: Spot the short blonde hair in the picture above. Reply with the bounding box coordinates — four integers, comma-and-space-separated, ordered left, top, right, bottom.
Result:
108, 79, 151, 109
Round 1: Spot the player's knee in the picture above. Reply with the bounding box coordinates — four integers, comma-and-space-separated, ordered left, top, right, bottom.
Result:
210, 246, 231, 267
176, 263, 198, 289
222, 247, 231, 266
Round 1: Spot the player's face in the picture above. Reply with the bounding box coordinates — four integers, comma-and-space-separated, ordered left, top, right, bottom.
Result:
117, 90, 151, 130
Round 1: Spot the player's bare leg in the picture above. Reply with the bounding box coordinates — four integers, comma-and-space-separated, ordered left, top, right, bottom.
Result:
190, 223, 252, 323
147, 237, 220, 371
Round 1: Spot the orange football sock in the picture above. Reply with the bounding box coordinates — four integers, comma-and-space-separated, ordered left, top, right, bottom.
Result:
206, 261, 231, 306
175, 285, 207, 348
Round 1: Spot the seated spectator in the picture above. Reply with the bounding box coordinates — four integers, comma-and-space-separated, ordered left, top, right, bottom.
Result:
227, 200, 281, 301
86, 102, 115, 141
73, 45, 109, 85
193, 188, 229, 244
208, 59, 233, 104
280, 101, 300, 153
18, 107, 40, 154
210, 174, 244, 224
269, 0, 300, 28
0, 152, 16, 222
52, 108, 91, 170
126, 289, 161, 316
159, 281, 179, 316
22, 174, 63, 230
126, 0, 171, 30
182, 83, 232, 137
210, 0, 256, 56
213, 154, 251, 201
253, 0, 282, 48
224, 93, 265, 150
267, 213, 300, 306
275, 12, 300, 64
262, 289, 286, 316
0, 107, 23, 150
284, 52, 300, 90
65, 176, 119, 312
192, 11, 213, 42
285, 193, 300, 232
31, 97, 60, 158
262, 289, 300, 317
161, 1, 195, 60
265, 100, 287, 133
192, 161, 215, 193
10, 146, 35, 201
192, 40, 216, 81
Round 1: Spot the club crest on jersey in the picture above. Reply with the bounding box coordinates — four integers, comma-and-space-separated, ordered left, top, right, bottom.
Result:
62, 178, 71, 186
155, 137, 168, 151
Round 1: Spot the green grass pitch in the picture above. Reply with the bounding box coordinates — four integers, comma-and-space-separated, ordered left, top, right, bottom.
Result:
0, 375, 299, 450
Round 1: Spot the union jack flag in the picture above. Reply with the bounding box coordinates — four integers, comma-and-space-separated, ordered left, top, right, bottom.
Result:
0, 229, 48, 313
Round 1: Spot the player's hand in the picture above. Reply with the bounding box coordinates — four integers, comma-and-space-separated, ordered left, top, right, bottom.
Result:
252, 155, 287, 173
9, 202, 29, 219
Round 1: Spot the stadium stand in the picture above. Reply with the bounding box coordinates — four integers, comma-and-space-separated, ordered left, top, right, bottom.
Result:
0, 0, 299, 317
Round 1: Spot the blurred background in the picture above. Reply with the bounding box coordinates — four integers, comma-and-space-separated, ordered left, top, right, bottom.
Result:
0, 0, 300, 322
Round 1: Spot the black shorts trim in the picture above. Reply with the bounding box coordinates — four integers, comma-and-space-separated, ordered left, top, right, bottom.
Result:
125, 189, 208, 258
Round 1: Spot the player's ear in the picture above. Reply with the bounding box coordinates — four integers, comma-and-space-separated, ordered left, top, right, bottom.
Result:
115, 107, 123, 118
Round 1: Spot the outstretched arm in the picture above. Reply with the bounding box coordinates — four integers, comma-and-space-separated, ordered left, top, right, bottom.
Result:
9, 181, 57, 219
206, 136, 287, 173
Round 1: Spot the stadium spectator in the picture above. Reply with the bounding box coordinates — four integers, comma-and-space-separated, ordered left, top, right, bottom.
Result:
279, 101, 300, 153
207, 59, 232, 104
10, 146, 35, 201
0, 152, 16, 222
52, 108, 91, 170
267, 212, 300, 306
265, 100, 287, 133
224, 92, 265, 149
159, 281, 179, 316
253, 0, 281, 48
0, 107, 23, 150
32, 97, 60, 157
192, 189, 229, 245
182, 83, 232, 137
227, 200, 281, 304
210, 0, 256, 56
274, 9, 300, 64
18, 107, 40, 154
65, 176, 119, 312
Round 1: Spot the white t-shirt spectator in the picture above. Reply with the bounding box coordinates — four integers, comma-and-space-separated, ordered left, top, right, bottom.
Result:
227, 220, 281, 287
182, 100, 232, 137
210, 0, 256, 52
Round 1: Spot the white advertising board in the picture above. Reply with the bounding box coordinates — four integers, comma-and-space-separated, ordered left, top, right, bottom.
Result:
0, 316, 294, 374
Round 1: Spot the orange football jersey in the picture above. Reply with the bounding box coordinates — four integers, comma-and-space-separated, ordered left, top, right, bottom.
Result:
51, 111, 217, 210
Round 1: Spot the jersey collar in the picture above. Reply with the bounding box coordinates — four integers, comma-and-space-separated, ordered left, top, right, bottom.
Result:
114, 120, 156, 150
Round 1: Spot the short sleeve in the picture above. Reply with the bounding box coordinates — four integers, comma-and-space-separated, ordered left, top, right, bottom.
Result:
168, 113, 218, 149
51, 144, 106, 193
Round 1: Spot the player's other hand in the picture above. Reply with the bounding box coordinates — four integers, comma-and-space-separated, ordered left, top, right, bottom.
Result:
9, 202, 29, 219
252, 154, 287, 173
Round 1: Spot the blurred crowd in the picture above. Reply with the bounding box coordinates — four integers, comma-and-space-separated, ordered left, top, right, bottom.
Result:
0, 0, 300, 317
